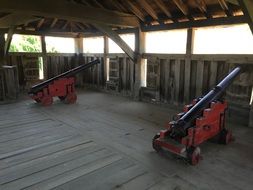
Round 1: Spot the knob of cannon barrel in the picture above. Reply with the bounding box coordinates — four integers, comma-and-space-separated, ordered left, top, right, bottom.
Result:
170, 119, 187, 138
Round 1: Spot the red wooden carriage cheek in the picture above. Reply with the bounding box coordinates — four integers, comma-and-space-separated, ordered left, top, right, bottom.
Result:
31, 77, 77, 106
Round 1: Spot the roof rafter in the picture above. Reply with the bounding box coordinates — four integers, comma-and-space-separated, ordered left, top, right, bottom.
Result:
154, 0, 172, 18
50, 18, 58, 28
110, 0, 129, 13
137, 0, 159, 20
194, 0, 207, 13
218, 0, 229, 10
0, 0, 139, 27
37, 18, 45, 29
172, 0, 189, 16
0, 13, 39, 28
123, 0, 145, 22
92, 0, 104, 9
238, 0, 253, 34
218, 0, 232, 16
62, 21, 69, 30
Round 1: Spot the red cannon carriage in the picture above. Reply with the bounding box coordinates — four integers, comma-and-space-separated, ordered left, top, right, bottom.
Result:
153, 67, 241, 165
29, 60, 100, 106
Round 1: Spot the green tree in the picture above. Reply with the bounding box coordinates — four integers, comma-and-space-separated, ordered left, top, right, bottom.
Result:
10, 35, 41, 52
9, 35, 58, 53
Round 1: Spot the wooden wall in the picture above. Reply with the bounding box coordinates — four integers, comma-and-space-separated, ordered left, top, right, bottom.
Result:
141, 54, 253, 106
6, 53, 253, 104
6, 53, 133, 94
5, 52, 253, 125
141, 54, 253, 125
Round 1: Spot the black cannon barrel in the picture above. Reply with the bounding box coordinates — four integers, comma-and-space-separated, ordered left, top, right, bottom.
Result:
171, 67, 241, 137
29, 59, 100, 94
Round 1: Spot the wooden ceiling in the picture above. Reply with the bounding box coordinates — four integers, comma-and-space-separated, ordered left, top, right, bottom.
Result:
0, 0, 250, 37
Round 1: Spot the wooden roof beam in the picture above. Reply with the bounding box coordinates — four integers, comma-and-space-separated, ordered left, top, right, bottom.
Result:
4, 26, 15, 57
0, 13, 39, 28
218, 0, 229, 10
238, 0, 253, 34
50, 18, 58, 28
137, 0, 159, 20
110, 0, 129, 13
37, 18, 45, 29
217, 0, 233, 16
0, 28, 84, 37
0, 0, 139, 27
154, 0, 172, 18
93, 23, 135, 61
75, 22, 86, 30
194, 0, 207, 13
123, 0, 145, 22
70, 21, 75, 32
172, 0, 189, 16
226, 0, 238, 4
62, 21, 69, 30
141, 15, 247, 31
92, 0, 104, 9
78, 0, 91, 7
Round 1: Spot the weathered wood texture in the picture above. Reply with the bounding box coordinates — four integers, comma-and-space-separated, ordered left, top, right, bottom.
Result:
4, 52, 253, 126
0, 0, 139, 27
6, 53, 133, 94
141, 54, 253, 126
0, 69, 5, 101
142, 54, 253, 105
6, 53, 253, 103
1, 91, 253, 189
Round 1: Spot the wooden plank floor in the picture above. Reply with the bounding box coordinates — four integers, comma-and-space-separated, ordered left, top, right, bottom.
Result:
0, 90, 253, 190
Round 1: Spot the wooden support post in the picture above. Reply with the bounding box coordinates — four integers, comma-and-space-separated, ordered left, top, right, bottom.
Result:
250, 101, 253, 127
2, 65, 19, 100
133, 29, 145, 100
74, 37, 84, 86
122, 57, 127, 93
98, 55, 103, 88
104, 36, 109, 85
209, 61, 218, 88
0, 33, 5, 66
1, 26, 15, 66
238, 0, 253, 34
41, 36, 48, 79
184, 28, 193, 103
249, 86, 253, 127
95, 56, 100, 87
74, 37, 83, 54
130, 58, 134, 95
196, 60, 204, 97
164, 59, 170, 103
156, 59, 161, 101
4, 26, 15, 58
174, 59, 181, 104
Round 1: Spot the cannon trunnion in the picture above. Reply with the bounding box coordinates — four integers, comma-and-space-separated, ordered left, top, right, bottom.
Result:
152, 67, 241, 165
